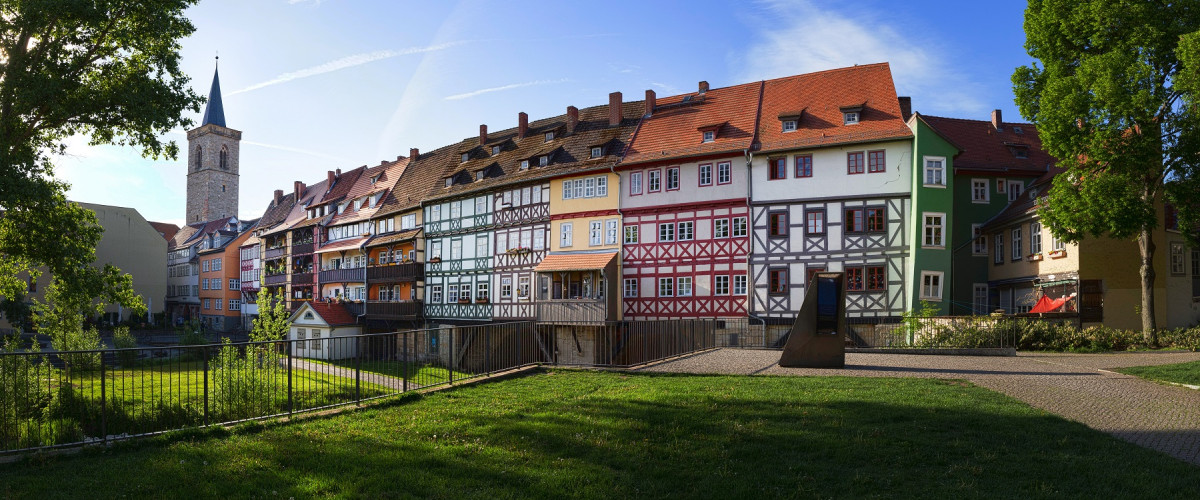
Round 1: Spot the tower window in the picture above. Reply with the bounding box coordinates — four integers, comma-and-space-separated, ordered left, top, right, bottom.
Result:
222, 185, 226, 192
194, 146, 203, 171
219, 146, 229, 170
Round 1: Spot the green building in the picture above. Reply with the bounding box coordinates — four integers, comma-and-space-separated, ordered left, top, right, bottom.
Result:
905, 113, 961, 315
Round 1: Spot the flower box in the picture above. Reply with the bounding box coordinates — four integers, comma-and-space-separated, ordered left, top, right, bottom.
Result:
429, 257, 442, 263
1027, 254, 1043, 261
457, 298, 471, 304
1049, 249, 1067, 259
475, 298, 490, 304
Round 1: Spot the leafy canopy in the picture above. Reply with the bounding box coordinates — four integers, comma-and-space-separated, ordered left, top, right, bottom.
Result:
0, 0, 202, 315
1013, 0, 1200, 246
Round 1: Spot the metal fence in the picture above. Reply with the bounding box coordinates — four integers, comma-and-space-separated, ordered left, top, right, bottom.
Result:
0, 319, 724, 454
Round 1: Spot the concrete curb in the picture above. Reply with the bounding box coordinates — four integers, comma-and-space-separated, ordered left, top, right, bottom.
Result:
846, 347, 1017, 356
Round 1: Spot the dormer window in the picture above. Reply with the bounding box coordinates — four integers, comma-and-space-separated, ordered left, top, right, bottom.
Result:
370, 175, 380, 185
476, 171, 484, 181
1013, 126, 1024, 134
445, 178, 452, 187
782, 120, 797, 132
544, 131, 554, 142
461, 153, 470, 163
697, 122, 724, 143
1005, 142, 1030, 159
491, 145, 501, 155
538, 155, 549, 167
702, 131, 715, 143
843, 111, 860, 125
520, 159, 530, 170
590, 146, 603, 158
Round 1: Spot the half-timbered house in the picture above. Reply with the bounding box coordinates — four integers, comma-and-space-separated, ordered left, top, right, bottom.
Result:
748, 64, 915, 324
618, 82, 759, 320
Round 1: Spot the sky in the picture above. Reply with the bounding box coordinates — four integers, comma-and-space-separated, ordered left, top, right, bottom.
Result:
56, 0, 1036, 228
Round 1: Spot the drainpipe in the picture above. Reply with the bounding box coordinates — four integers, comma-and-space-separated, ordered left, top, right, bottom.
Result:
744, 147, 766, 326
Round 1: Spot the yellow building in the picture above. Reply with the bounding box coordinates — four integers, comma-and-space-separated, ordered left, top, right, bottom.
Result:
536, 171, 622, 321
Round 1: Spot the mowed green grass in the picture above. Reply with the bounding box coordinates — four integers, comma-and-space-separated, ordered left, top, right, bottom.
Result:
1116, 359, 1200, 386
302, 358, 471, 386
3, 370, 1199, 499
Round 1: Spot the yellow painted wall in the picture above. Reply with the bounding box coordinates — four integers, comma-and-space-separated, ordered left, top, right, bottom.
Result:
551, 216, 622, 253
548, 172, 619, 216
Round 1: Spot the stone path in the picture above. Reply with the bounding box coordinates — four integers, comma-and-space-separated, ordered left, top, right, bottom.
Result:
639, 349, 1200, 466
290, 358, 412, 390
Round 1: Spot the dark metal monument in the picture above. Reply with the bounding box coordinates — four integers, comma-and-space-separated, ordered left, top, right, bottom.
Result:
779, 272, 846, 368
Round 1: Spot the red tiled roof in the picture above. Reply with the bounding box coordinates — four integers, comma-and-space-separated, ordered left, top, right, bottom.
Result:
315, 236, 368, 254
757, 63, 912, 153
304, 301, 358, 326
623, 81, 763, 165
147, 221, 179, 241
366, 228, 422, 248
327, 158, 409, 225
920, 114, 1056, 175
534, 251, 617, 272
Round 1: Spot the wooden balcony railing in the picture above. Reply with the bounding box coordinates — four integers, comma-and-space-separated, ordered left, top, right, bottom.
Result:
264, 247, 287, 260
291, 242, 314, 255
366, 300, 423, 318
291, 272, 314, 286
319, 267, 364, 283
366, 262, 424, 282
536, 299, 610, 323
262, 274, 287, 286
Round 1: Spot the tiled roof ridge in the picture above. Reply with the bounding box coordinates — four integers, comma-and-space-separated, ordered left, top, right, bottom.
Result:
921, 113, 1037, 128
761, 62, 892, 85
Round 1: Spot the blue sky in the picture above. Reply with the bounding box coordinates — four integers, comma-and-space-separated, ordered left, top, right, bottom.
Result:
57, 0, 1035, 227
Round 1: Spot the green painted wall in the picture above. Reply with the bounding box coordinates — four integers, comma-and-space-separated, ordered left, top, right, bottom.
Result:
906, 117, 959, 315
948, 173, 1041, 315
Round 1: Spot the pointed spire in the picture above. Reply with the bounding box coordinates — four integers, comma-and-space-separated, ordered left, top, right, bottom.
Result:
201, 56, 226, 127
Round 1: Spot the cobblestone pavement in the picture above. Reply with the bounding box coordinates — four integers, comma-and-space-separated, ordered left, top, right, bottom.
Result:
639, 349, 1200, 466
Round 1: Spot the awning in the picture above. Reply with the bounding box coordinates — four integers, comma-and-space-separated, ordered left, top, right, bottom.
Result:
1029, 293, 1076, 314
534, 252, 617, 272
1035, 279, 1077, 288
315, 237, 368, 254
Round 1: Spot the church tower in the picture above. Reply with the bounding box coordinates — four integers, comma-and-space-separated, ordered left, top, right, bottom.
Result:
186, 58, 241, 223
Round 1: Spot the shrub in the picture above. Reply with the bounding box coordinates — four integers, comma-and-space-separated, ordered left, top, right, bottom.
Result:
112, 326, 139, 366
211, 339, 284, 421
0, 338, 54, 449
1159, 326, 1200, 352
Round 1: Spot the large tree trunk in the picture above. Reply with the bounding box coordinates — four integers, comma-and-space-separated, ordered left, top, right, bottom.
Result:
1137, 227, 1157, 345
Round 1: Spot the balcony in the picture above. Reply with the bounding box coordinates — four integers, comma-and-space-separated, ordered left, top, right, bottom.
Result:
291, 272, 314, 286
367, 262, 424, 282
319, 267, 364, 283
291, 242, 314, 255
536, 299, 610, 323
263, 274, 287, 286
366, 300, 423, 318
264, 247, 287, 260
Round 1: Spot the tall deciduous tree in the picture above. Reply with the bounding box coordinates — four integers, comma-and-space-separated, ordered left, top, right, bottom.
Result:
250, 289, 290, 342
0, 0, 202, 316
1013, 0, 1200, 342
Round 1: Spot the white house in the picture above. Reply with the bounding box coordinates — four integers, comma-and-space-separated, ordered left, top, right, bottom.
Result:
287, 301, 362, 360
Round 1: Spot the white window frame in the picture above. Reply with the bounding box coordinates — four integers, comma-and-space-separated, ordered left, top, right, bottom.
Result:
714, 219, 730, 239
732, 217, 748, 237
699, 164, 713, 186
971, 179, 989, 203
659, 223, 675, 242
430, 285, 443, 303
1011, 227, 1023, 261
702, 130, 715, 142
717, 162, 731, 184
630, 171, 643, 195
1008, 180, 1024, 202
560, 222, 573, 247
589, 221, 603, 246
538, 155, 549, 167
923, 156, 946, 187
714, 275, 730, 295
782, 120, 797, 132
623, 278, 638, 298
591, 146, 603, 158
733, 275, 747, 295
605, 219, 619, 245
843, 111, 860, 125
677, 221, 694, 241
658, 277, 674, 297
994, 234, 1004, 264
973, 284, 989, 315
624, 225, 639, 244
920, 271, 944, 301
922, 212, 945, 248
1029, 222, 1042, 255
971, 224, 987, 256
677, 277, 693, 297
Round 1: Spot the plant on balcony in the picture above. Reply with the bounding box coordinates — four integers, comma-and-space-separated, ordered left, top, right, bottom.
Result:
1049, 249, 1067, 259
430, 256, 442, 263
1027, 253, 1044, 261
457, 297, 470, 304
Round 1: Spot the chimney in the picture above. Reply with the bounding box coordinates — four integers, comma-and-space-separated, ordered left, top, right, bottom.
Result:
397, 155, 403, 161
327, 170, 336, 186
293, 181, 306, 199
645, 89, 656, 117
380, 160, 388, 166
518, 112, 529, 139
410, 147, 419, 160
567, 106, 579, 134
991, 109, 1003, 130
698, 81, 709, 94
898, 96, 912, 121
479, 124, 488, 146
608, 92, 622, 126
274, 189, 283, 206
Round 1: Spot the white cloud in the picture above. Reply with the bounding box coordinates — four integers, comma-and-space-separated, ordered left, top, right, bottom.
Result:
230, 41, 470, 95
443, 79, 570, 101
650, 81, 684, 96
242, 140, 351, 164
738, 0, 985, 115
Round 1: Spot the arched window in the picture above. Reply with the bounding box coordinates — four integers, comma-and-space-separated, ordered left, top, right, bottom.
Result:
194, 146, 203, 171
219, 145, 229, 170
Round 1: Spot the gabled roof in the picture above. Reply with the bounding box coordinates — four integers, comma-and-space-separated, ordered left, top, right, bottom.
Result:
201, 63, 226, 127
756, 63, 912, 153
366, 228, 422, 248
376, 145, 457, 217
421, 99, 645, 203
257, 178, 330, 238
534, 251, 617, 272
623, 81, 762, 165
326, 158, 409, 226
290, 301, 358, 327
921, 114, 1056, 175
310, 166, 367, 209
147, 221, 180, 242
980, 171, 1057, 231
168, 224, 198, 251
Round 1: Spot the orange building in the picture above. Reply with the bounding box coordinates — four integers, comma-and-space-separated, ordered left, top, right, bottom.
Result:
198, 227, 254, 332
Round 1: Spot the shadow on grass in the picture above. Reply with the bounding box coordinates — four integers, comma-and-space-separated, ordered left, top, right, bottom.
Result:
3, 372, 1199, 499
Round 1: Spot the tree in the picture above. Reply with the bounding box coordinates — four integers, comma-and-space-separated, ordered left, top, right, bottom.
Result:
1013, 0, 1200, 343
250, 289, 290, 342
0, 1, 202, 316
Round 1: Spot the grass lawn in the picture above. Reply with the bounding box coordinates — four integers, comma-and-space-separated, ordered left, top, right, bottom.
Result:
302, 358, 471, 386
1116, 359, 1200, 386
3, 370, 1199, 499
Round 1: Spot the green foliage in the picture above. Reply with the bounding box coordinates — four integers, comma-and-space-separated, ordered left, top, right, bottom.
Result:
250, 289, 290, 342
211, 339, 283, 421
175, 318, 205, 346
0, 337, 53, 448
112, 325, 138, 366
0, 293, 32, 332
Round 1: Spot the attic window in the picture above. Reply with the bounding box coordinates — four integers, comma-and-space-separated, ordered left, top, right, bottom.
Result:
304, 312, 314, 320
702, 130, 715, 143
461, 153, 470, 163
370, 175, 380, 185
491, 145, 501, 155
538, 155, 549, 167
476, 171, 484, 181
444, 178, 452, 187
1013, 126, 1024, 134
520, 159, 530, 170
591, 146, 603, 158
843, 111, 860, 125
544, 131, 555, 142
1013, 147, 1028, 159
782, 120, 797, 132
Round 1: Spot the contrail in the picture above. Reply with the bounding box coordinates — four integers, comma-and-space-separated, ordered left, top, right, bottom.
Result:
230, 41, 470, 95
444, 79, 569, 101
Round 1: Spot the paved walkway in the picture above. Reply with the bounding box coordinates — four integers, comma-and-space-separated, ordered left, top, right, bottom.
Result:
290, 358, 412, 390
639, 349, 1200, 466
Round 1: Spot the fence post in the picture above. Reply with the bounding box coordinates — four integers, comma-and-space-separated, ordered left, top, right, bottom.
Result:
447, 328, 454, 385
355, 338, 362, 405
100, 355, 107, 446
485, 328, 492, 375
287, 340, 294, 416
202, 346, 209, 426
402, 333, 409, 393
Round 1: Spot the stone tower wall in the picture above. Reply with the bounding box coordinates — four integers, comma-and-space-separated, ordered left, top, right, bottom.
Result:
186, 124, 242, 222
